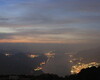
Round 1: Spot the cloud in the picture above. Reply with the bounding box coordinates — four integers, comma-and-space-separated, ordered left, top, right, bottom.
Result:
0, 33, 14, 39
0, 0, 100, 26
0, 0, 100, 43
0, 26, 100, 44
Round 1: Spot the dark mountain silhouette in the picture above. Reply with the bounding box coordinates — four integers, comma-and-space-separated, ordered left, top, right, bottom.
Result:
65, 66, 100, 80
0, 66, 100, 80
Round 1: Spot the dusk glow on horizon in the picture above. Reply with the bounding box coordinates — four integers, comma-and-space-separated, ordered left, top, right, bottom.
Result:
0, 0, 100, 77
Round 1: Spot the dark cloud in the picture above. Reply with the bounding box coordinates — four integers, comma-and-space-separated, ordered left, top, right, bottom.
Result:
0, 0, 100, 26
0, 33, 14, 39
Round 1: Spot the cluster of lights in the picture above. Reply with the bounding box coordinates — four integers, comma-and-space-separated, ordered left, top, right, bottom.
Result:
69, 54, 83, 64
68, 54, 100, 74
40, 62, 46, 66
34, 51, 55, 71
34, 61, 46, 71
4, 53, 12, 57
34, 67, 42, 71
71, 62, 100, 74
44, 51, 55, 58
44, 51, 55, 63
28, 54, 39, 58
69, 58, 83, 64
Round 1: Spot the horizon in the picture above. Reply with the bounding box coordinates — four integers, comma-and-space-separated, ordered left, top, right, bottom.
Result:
0, 0, 100, 76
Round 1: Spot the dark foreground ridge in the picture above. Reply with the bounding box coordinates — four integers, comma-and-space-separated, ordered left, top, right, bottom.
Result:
0, 66, 100, 80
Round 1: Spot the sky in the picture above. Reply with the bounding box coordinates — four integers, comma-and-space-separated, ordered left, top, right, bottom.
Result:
0, 0, 100, 44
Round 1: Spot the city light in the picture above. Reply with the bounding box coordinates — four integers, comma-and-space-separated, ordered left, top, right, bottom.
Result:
71, 62, 100, 74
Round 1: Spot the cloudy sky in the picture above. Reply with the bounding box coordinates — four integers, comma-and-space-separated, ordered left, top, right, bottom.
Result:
0, 0, 100, 44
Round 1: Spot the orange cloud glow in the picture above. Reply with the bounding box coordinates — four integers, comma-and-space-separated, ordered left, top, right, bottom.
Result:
0, 38, 93, 44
